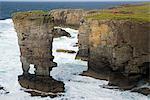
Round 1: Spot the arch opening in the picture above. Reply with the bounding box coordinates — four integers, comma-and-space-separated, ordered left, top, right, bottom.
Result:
50, 27, 88, 81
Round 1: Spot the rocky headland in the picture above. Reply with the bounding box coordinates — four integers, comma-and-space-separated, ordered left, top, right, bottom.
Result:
12, 3, 150, 96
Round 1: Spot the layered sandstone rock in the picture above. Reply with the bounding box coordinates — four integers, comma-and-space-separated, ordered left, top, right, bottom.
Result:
12, 13, 56, 76
83, 19, 150, 89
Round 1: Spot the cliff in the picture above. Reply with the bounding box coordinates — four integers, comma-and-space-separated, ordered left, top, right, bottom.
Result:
49, 9, 100, 60
12, 11, 64, 95
12, 3, 150, 94
82, 19, 150, 89
49, 9, 86, 29
81, 3, 150, 90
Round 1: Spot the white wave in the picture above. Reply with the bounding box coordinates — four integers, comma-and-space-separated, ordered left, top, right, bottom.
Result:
0, 19, 149, 100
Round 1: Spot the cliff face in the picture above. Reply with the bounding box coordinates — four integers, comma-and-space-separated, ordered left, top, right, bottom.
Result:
13, 13, 56, 76
76, 21, 90, 61
49, 9, 99, 61
49, 9, 85, 29
52, 27, 71, 38
12, 6, 149, 91
83, 19, 150, 89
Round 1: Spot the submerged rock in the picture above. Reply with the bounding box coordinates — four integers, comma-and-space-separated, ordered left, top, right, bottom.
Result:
0, 86, 9, 94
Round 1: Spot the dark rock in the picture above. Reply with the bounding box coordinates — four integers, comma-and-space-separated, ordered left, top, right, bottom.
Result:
0, 86, 9, 94
56, 49, 76, 54
108, 72, 137, 90
0, 86, 4, 90
82, 68, 110, 80
18, 74, 64, 97
131, 87, 150, 96
52, 28, 71, 38
73, 43, 78, 47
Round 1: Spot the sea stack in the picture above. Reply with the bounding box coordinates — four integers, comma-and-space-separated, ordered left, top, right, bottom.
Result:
12, 12, 56, 76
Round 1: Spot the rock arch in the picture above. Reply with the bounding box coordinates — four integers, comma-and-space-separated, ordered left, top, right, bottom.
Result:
13, 9, 150, 90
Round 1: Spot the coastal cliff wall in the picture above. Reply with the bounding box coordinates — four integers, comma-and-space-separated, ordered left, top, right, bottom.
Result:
49, 9, 98, 60
12, 9, 94, 75
76, 21, 90, 61
83, 19, 150, 89
12, 5, 150, 90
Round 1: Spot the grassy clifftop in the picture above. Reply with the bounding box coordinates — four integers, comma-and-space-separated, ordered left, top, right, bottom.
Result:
12, 10, 50, 19
86, 3, 150, 22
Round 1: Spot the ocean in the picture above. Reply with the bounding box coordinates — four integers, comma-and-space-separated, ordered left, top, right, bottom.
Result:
0, 1, 149, 100
0, 1, 140, 19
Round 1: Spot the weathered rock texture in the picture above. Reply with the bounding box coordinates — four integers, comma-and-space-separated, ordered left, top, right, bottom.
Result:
50, 9, 99, 60
131, 87, 150, 96
49, 9, 85, 29
18, 74, 64, 97
52, 27, 71, 38
76, 21, 90, 61
13, 13, 56, 76
13, 8, 149, 91
83, 19, 150, 89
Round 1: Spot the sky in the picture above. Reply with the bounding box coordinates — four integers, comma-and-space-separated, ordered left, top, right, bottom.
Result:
0, 0, 149, 2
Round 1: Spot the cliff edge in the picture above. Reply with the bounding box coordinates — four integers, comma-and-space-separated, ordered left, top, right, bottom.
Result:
12, 3, 150, 95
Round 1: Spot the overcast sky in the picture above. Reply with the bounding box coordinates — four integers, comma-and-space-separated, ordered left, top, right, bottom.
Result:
0, 0, 149, 2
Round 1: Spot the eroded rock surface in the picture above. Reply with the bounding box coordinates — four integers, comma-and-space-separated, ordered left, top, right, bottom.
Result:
52, 27, 71, 38
18, 74, 64, 97
49, 9, 86, 29
50, 9, 100, 60
13, 12, 65, 96
13, 13, 56, 76
131, 87, 150, 96
12, 8, 149, 92
76, 21, 90, 61
83, 19, 150, 89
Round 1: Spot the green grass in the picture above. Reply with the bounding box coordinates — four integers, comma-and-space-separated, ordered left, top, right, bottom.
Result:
13, 10, 49, 15
56, 49, 76, 54
86, 3, 150, 22
12, 10, 49, 19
